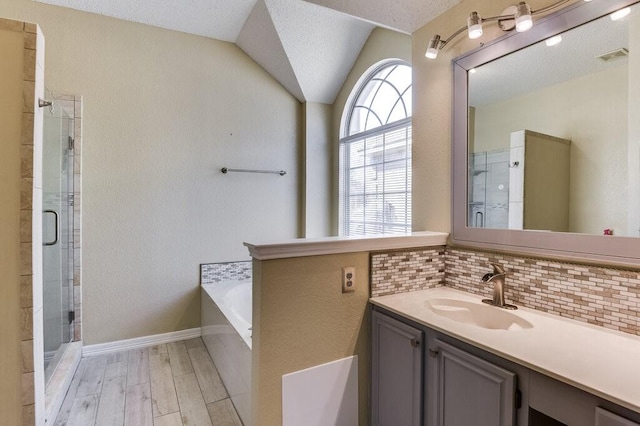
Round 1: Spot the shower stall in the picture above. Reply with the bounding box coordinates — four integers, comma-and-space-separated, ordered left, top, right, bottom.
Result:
42, 92, 75, 385
468, 148, 510, 229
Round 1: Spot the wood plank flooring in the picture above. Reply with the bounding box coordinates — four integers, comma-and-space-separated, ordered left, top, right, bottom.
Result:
55, 338, 243, 426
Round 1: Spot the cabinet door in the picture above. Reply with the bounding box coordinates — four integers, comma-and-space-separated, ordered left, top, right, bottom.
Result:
372, 310, 423, 426
434, 339, 516, 426
596, 407, 640, 426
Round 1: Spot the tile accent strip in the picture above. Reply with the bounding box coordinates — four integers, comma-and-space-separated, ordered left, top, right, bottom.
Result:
446, 248, 640, 336
370, 247, 446, 297
200, 261, 252, 284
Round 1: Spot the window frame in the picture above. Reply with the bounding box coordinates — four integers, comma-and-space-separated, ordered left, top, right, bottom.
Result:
339, 60, 412, 237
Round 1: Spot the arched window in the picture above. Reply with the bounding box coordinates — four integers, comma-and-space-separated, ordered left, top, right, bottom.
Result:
339, 61, 412, 236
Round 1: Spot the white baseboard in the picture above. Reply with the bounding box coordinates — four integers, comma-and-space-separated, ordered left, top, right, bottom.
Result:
82, 327, 202, 357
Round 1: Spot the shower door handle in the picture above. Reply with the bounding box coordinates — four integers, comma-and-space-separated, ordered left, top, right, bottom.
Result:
44, 210, 59, 246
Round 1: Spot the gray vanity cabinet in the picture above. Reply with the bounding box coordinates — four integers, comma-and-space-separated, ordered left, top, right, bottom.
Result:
372, 306, 640, 426
371, 310, 423, 426
431, 339, 517, 426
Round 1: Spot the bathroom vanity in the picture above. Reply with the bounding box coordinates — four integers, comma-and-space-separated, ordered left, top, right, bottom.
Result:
370, 288, 640, 426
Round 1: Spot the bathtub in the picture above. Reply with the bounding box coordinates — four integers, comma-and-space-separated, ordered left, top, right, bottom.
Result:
201, 280, 252, 425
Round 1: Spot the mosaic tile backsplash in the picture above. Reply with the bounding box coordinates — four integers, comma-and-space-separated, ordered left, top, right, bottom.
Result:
446, 248, 640, 336
370, 248, 446, 297
200, 261, 252, 284
370, 247, 640, 336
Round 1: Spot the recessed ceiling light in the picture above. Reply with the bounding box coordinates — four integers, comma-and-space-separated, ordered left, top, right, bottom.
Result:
545, 35, 562, 47
611, 7, 631, 21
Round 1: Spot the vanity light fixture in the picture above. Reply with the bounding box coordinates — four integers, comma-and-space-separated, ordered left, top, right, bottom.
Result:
425, 35, 441, 59
468, 12, 483, 39
610, 7, 631, 20
425, 0, 571, 59
515, 2, 533, 32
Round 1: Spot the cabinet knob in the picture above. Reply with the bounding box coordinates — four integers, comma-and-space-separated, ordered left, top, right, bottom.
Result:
428, 349, 440, 358
411, 338, 420, 348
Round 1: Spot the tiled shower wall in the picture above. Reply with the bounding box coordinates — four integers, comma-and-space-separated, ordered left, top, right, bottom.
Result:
370, 247, 640, 336
13, 17, 44, 424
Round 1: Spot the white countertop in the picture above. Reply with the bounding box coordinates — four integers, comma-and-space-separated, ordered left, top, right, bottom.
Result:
370, 287, 640, 413
244, 231, 448, 260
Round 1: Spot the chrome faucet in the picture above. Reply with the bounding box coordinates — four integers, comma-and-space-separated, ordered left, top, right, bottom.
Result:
481, 263, 517, 310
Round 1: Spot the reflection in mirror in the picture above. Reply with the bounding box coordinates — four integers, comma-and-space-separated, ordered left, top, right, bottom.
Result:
467, 2, 638, 237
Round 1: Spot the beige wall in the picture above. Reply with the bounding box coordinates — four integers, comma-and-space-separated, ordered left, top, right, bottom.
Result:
331, 28, 412, 234
249, 28, 412, 425
252, 253, 371, 425
303, 102, 332, 237
473, 65, 628, 235
0, 25, 26, 426
629, 13, 640, 236
1, 0, 302, 344
412, 0, 556, 232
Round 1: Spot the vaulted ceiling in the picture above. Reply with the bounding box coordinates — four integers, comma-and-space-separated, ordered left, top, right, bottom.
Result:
34, 0, 461, 103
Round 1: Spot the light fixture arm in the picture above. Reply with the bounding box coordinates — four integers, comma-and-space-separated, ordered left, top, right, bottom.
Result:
438, 25, 469, 49
427, 0, 572, 58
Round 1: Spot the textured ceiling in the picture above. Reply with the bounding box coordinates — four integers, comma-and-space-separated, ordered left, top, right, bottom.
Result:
34, 0, 257, 42
469, 6, 632, 106
305, 0, 462, 33
34, 0, 460, 103
237, 0, 375, 103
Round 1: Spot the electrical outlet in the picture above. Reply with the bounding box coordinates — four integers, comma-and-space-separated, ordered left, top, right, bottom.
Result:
342, 266, 356, 293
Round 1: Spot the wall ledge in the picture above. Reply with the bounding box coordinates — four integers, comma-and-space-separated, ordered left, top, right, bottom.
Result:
244, 231, 449, 260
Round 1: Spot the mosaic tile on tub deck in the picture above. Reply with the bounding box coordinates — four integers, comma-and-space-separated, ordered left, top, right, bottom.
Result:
445, 248, 640, 336
200, 261, 252, 284
370, 247, 446, 297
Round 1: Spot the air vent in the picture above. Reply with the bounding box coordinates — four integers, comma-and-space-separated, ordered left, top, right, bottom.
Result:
597, 48, 629, 62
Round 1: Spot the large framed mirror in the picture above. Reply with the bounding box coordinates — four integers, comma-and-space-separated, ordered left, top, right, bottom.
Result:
451, 0, 640, 266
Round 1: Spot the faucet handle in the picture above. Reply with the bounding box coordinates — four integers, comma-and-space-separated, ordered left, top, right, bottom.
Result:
490, 263, 506, 275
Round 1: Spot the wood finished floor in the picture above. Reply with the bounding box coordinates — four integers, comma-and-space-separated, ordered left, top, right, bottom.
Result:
54, 338, 243, 426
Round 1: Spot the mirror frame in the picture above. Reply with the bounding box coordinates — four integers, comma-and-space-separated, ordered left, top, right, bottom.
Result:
451, 0, 640, 266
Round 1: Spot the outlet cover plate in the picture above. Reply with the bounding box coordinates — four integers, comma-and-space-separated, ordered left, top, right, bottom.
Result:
342, 266, 356, 293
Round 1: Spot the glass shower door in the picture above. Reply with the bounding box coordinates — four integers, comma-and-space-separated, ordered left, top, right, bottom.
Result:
42, 93, 75, 385
469, 148, 510, 229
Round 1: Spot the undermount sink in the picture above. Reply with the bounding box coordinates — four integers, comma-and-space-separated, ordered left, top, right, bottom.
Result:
426, 298, 534, 331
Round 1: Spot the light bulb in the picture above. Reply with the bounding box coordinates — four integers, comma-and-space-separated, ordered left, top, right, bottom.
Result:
468, 12, 483, 39
545, 35, 562, 47
515, 2, 533, 32
425, 48, 438, 59
611, 7, 631, 21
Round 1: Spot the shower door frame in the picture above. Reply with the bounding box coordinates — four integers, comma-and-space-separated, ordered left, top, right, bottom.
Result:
41, 93, 83, 387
